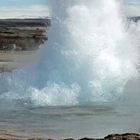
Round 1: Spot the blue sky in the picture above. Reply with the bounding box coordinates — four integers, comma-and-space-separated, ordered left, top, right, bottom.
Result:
0, 0, 139, 6
124, 0, 140, 4
0, 0, 49, 18
0, 0, 139, 18
0, 0, 47, 6
0, 0, 140, 6
123, 0, 140, 16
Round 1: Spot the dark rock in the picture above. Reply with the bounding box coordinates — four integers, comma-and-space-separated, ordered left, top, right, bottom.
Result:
104, 133, 140, 140
28, 138, 49, 140
64, 138, 75, 140
0, 18, 50, 51
28, 138, 54, 140
0, 133, 140, 140
128, 16, 140, 22
80, 138, 96, 140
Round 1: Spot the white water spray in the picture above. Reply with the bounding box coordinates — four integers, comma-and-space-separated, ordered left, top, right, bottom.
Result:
0, 0, 139, 106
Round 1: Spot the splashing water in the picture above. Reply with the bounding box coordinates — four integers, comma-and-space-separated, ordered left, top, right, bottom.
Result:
0, 0, 140, 106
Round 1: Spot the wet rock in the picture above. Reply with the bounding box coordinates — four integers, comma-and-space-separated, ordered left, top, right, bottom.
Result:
80, 138, 96, 140
104, 133, 140, 140
64, 139, 76, 140
26, 133, 140, 140
28, 138, 50, 140
0, 133, 140, 140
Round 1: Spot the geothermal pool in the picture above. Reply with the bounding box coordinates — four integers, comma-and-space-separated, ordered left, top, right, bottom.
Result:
0, 87, 140, 139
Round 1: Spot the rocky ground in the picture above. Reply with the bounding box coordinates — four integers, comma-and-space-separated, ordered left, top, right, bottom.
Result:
0, 19, 50, 51
0, 18, 50, 72
0, 133, 139, 140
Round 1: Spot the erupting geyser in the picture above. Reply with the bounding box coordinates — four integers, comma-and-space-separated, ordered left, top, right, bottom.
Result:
0, 0, 140, 106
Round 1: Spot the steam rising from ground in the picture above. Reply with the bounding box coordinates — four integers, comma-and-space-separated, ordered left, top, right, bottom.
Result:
0, 0, 140, 106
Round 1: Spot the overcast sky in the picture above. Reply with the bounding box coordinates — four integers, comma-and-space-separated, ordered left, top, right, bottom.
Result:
0, 0, 139, 18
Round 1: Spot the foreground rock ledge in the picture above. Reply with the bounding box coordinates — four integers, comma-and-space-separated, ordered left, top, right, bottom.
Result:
79, 133, 140, 140
0, 133, 140, 140
30, 133, 140, 140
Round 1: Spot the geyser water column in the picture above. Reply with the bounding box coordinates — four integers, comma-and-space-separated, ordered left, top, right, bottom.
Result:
65, 0, 140, 102
0, 0, 139, 106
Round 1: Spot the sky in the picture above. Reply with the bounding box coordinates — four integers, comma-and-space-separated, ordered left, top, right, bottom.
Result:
0, 0, 49, 18
123, 0, 140, 16
0, 0, 47, 6
0, 0, 139, 18
124, 0, 140, 4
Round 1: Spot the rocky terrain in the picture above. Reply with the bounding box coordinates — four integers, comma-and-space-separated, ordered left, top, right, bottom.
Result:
0, 19, 50, 51
128, 16, 140, 22
0, 133, 139, 140
0, 18, 50, 72
79, 133, 140, 140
